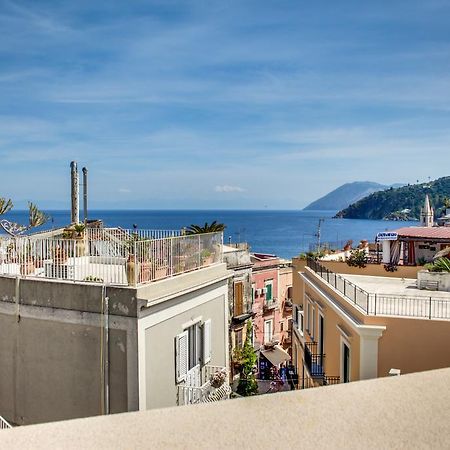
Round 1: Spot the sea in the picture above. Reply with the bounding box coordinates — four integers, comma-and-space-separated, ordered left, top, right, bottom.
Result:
2, 210, 417, 260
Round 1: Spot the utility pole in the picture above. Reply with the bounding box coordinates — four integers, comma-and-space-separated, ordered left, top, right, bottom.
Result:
315, 218, 324, 253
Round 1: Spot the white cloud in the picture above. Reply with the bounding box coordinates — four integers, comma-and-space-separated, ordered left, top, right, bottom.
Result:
118, 188, 131, 194
215, 185, 245, 193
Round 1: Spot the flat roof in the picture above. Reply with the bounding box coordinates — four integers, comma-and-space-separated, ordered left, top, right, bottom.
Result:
342, 274, 450, 299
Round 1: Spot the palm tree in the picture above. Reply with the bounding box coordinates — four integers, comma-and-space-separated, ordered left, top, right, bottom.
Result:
443, 197, 450, 209
0, 197, 13, 216
185, 221, 226, 235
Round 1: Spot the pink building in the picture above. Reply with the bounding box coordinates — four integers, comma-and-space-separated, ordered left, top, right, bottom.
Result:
251, 253, 292, 348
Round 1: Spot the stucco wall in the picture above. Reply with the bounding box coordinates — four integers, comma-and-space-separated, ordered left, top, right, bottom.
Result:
304, 285, 361, 382
365, 315, 450, 376
139, 284, 228, 410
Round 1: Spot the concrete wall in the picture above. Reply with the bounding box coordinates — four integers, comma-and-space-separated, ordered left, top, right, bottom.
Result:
0, 276, 138, 426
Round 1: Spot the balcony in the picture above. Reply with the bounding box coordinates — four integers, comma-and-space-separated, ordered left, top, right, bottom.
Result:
0, 229, 223, 287
304, 341, 325, 377
263, 299, 277, 314
177, 365, 231, 406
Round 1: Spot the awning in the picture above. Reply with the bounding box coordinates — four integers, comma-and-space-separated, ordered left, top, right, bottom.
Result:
261, 344, 291, 367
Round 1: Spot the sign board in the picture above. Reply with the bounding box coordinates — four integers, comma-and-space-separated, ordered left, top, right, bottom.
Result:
376, 232, 398, 241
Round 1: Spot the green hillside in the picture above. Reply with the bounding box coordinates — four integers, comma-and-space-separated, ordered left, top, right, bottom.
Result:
334, 176, 450, 220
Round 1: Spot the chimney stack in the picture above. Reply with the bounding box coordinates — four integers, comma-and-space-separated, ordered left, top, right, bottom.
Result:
70, 161, 79, 224
82, 167, 88, 223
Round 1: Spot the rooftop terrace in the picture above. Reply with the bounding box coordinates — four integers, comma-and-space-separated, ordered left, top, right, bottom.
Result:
1, 368, 449, 448
0, 228, 223, 287
306, 258, 450, 320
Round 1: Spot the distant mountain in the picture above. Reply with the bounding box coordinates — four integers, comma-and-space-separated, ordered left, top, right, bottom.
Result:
304, 181, 392, 212
334, 176, 450, 220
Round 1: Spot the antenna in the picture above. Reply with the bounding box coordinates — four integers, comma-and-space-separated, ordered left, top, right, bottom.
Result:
315, 218, 324, 252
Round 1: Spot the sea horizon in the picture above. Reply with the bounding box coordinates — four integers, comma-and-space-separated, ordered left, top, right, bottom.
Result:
1, 209, 418, 259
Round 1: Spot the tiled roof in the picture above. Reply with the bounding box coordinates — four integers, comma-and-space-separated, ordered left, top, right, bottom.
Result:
395, 226, 450, 240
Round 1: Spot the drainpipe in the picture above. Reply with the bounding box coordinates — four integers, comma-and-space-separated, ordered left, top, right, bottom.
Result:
101, 285, 110, 415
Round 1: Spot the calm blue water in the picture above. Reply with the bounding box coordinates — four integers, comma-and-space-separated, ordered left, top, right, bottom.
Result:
1, 210, 417, 259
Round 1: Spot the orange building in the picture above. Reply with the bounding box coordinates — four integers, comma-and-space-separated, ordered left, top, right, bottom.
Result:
291, 257, 450, 388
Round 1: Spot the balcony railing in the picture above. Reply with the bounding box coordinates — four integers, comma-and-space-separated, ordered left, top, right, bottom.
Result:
306, 258, 450, 320
323, 376, 340, 386
0, 415, 12, 430
263, 299, 277, 313
0, 230, 223, 287
177, 365, 231, 406
304, 341, 325, 377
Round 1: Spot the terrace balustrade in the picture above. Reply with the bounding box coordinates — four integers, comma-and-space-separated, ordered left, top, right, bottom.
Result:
0, 229, 223, 287
306, 258, 450, 320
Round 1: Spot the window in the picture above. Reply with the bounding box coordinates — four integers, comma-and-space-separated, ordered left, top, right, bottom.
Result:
311, 307, 315, 339
307, 302, 311, 332
235, 328, 243, 348
175, 319, 212, 383
298, 309, 304, 336
251, 283, 256, 303
264, 319, 273, 343
187, 322, 202, 370
342, 342, 350, 383
265, 280, 273, 301
280, 321, 284, 332
234, 281, 244, 316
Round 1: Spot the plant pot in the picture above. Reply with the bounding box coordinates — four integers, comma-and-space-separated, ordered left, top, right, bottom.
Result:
139, 261, 152, 283
126, 255, 138, 286
75, 238, 86, 257
20, 260, 35, 275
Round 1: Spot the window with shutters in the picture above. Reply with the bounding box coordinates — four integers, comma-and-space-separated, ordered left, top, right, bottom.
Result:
235, 328, 243, 348
175, 319, 212, 383
264, 319, 273, 343
202, 319, 211, 364
234, 281, 244, 316
265, 280, 273, 301
175, 331, 188, 383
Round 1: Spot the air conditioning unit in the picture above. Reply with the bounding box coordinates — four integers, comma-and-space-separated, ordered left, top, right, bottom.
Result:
262, 288, 267, 294
256, 289, 262, 296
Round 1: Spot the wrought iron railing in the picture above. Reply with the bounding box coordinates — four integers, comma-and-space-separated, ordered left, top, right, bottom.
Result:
306, 258, 450, 320
304, 341, 325, 377
0, 230, 223, 287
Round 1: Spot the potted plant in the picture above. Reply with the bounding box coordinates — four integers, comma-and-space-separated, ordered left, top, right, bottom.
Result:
201, 248, 214, 266
73, 223, 86, 256
210, 368, 227, 388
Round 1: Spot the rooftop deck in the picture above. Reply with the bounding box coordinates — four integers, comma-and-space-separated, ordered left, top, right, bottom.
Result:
0, 229, 223, 287
307, 258, 450, 320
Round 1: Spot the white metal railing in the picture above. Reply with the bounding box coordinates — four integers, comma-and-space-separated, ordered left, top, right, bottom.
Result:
177, 365, 229, 406
306, 258, 450, 320
0, 415, 12, 430
0, 230, 223, 287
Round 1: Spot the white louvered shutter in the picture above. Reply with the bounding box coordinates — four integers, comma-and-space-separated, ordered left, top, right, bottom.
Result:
203, 319, 212, 364
176, 331, 189, 383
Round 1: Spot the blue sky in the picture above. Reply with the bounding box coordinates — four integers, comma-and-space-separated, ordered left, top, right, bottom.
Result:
1, 0, 450, 209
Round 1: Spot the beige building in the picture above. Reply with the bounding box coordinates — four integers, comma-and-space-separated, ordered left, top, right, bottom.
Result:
0, 228, 231, 425
291, 257, 450, 388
